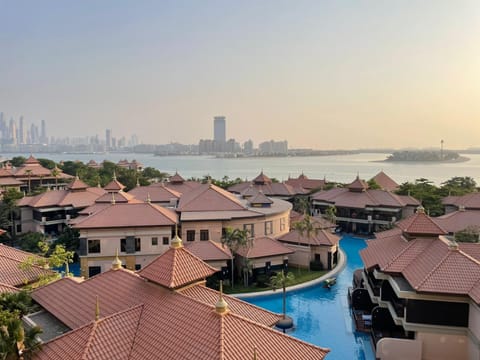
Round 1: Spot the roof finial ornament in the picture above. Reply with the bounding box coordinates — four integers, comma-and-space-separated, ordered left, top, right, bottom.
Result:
112, 248, 122, 270
171, 224, 183, 249
253, 346, 258, 360
146, 193, 151, 203
215, 280, 229, 314
136, 177, 140, 187
113, 171, 117, 181
416, 205, 425, 214
111, 192, 116, 205
356, 171, 360, 179
95, 295, 100, 321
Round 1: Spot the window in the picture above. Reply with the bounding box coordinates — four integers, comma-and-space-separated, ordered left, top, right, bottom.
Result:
280, 217, 286, 232
88, 266, 101, 277
151, 237, 158, 246
186, 230, 195, 242
135, 264, 142, 270
200, 230, 209, 241
162, 237, 169, 245
243, 224, 254, 237
88, 239, 101, 254
121, 237, 141, 253
265, 221, 273, 235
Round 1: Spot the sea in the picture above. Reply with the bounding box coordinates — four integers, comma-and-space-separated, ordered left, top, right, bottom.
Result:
8, 152, 480, 185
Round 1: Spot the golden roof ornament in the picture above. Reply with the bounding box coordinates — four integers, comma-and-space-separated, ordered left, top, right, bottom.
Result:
215, 280, 229, 315
416, 205, 425, 214
171, 224, 183, 249
112, 248, 122, 270
95, 295, 100, 321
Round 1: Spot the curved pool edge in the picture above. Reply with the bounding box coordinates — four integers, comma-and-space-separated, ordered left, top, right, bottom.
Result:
234, 248, 347, 299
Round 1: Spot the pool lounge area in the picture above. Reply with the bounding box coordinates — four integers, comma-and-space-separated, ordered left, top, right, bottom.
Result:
242, 235, 375, 360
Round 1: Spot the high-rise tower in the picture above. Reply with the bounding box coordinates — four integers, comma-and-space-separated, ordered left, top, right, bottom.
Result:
213, 116, 226, 144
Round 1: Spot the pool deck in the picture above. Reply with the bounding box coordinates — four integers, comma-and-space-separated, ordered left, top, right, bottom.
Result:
234, 248, 347, 299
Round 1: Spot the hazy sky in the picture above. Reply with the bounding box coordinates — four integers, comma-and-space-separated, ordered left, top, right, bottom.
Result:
1, 1, 479, 149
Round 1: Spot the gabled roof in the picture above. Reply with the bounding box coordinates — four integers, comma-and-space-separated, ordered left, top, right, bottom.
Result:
229, 181, 300, 197
128, 183, 181, 203
435, 209, 480, 234
396, 209, 448, 236
371, 171, 399, 191
185, 240, 232, 261
34, 270, 328, 359
67, 177, 89, 191
169, 171, 185, 183
104, 178, 126, 192
17, 186, 106, 209
0, 244, 55, 287
138, 245, 218, 288
240, 185, 259, 198
248, 191, 273, 206
285, 173, 326, 191
72, 203, 177, 229
253, 171, 272, 185
37, 304, 144, 360
278, 229, 340, 247
94, 191, 138, 204
348, 176, 368, 192
177, 183, 246, 212
442, 192, 480, 210
236, 237, 294, 259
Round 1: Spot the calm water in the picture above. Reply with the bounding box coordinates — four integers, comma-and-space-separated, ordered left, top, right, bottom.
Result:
13, 152, 480, 185
243, 236, 374, 360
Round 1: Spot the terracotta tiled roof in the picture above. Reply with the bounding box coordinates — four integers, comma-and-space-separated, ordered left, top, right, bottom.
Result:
0, 167, 14, 177
0, 282, 20, 294
442, 192, 480, 210
177, 183, 246, 212
348, 176, 368, 192
229, 181, 300, 197
138, 246, 218, 288
36, 304, 144, 360
17, 187, 106, 209
371, 171, 399, 191
236, 237, 294, 258
25, 155, 39, 164
285, 173, 326, 191
128, 182, 181, 203
435, 210, 480, 234
240, 185, 259, 198
104, 178, 126, 192
253, 171, 272, 185
94, 191, 137, 203
396, 210, 448, 236
178, 285, 281, 326
67, 177, 89, 191
249, 191, 273, 205
277, 229, 340, 247
0, 177, 23, 186
72, 203, 177, 229
184, 240, 232, 261
0, 244, 54, 287
312, 187, 420, 209
169, 172, 185, 183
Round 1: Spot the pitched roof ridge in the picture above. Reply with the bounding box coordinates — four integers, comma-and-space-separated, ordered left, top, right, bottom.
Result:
364, 189, 380, 206
81, 318, 99, 360
219, 310, 226, 360
125, 304, 145, 359
384, 238, 422, 270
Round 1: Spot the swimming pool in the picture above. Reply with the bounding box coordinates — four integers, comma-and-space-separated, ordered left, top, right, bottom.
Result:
243, 236, 375, 360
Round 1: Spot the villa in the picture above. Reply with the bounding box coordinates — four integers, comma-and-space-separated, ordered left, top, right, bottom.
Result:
311, 175, 420, 234
228, 171, 303, 199
29, 235, 330, 359
353, 207, 480, 360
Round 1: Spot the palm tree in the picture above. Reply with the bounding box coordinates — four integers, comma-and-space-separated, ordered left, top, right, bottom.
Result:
25, 169, 33, 194
221, 227, 249, 287
292, 213, 320, 270
270, 270, 295, 320
51, 167, 60, 189
324, 205, 337, 225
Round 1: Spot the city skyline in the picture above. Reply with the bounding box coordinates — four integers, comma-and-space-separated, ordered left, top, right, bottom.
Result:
2, 1, 480, 149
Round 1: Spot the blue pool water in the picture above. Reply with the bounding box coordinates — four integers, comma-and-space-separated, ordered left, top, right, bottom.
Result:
244, 236, 375, 360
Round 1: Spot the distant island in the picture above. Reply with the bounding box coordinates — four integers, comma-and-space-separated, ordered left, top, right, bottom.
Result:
379, 150, 470, 163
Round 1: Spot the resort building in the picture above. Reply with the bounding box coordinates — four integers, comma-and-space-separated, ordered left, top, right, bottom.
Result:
72, 201, 178, 278
311, 175, 420, 234
128, 181, 181, 207
285, 172, 327, 193
443, 192, 480, 214
354, 207, 480, 360
0, 163, 23, 196
370, 171, 399, 192
17, 177, 106, 236
163, 171, 203, 194
176, 182, 291, 243
228, 171, 303, 199
277, 216, 340, 270
30, 236, 329, 359
0, 243, 54, 293
12, 155, 73, 191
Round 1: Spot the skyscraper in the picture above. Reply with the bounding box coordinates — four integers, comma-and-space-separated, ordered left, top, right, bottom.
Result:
19, 116, 25, 144
41, 119, 47, 144
213, 116, 226, 144
106, 129, 112, 150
